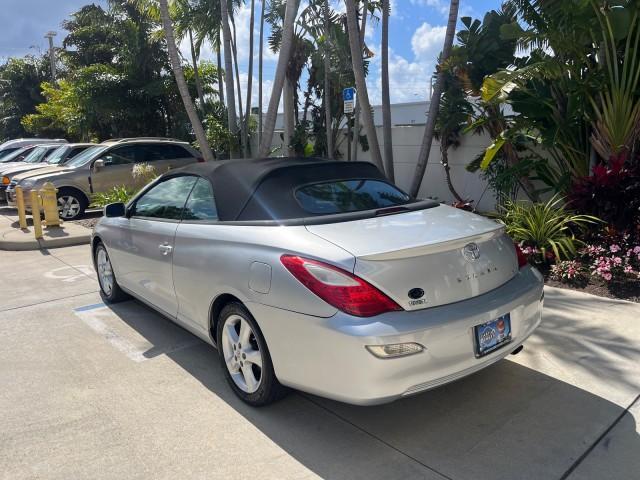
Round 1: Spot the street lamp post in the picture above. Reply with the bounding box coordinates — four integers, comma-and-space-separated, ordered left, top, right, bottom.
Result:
44, 31, 57, 81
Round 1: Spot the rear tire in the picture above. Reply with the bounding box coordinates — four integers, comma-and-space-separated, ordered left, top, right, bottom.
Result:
94, 242, 129, 303
57, 188, 87, 220
217, 302, 288, 406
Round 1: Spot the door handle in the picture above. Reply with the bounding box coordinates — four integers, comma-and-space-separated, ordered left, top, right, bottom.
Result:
158, 244, 173, 256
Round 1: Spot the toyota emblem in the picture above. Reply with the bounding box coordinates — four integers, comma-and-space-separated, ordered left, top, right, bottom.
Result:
462, 243, 480, 261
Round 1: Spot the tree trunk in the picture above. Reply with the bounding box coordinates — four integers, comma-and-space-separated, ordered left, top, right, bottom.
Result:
158, 0, 214, 162
283, 77, 295, 155
216, 36, 225, 105
345, 0, 383, 170
244, 0, 256, 156
219, 0, 238, 141
409, 0, 458, 197
322, 0, 333, 158
350, 1, 368, 163
258, 0, 265, 149
258, 0, 300, 158
441, 143, 463, 202
188, 28, 205, 112
230, 16, 246, 157
381, 0, 394, 181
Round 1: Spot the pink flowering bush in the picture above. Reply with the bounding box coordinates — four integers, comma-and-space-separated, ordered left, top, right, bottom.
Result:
550, 260, 588, 285
580, 232, 640, 284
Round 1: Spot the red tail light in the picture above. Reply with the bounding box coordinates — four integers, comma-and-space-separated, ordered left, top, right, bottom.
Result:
514, 243, 528, 268
197, 157, 205, 163
280, 255, 402, 317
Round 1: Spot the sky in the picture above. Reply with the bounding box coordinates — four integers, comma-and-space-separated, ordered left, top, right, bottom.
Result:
0, 0, 503, 107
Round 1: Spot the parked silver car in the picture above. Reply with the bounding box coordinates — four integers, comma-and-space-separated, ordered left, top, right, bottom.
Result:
6, 138, 203, 220
0, 138, 66, 160
91, 158, 544, 406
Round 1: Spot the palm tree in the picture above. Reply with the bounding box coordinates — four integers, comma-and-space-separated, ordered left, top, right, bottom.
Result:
409, 0, 459, 197
220, 0, 238, 139
350, 0, 368, 163
158, 0, 214, 161
381, 0, 393, 180
243, 0, 256, 154
230, 15, 245, 156
258, 0, 266, 146
345, 0, 383, 171
322, 0, 333, 158
258, 0, 299, 157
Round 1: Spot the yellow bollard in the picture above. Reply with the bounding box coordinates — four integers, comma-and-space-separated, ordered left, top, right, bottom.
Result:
30, 190, 43, 240
15, 186, 27, 230
40, 182, 61, 227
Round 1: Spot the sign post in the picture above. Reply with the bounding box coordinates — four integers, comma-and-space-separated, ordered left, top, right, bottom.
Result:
343, 87, 356, 161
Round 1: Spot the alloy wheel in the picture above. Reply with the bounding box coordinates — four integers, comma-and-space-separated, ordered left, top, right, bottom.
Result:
58, 195, 81, 219
96, 247, 114, 296
221, 314, 263, 393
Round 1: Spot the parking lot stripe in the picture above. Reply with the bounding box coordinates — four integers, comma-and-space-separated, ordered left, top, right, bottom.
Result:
74, 302, 106, 312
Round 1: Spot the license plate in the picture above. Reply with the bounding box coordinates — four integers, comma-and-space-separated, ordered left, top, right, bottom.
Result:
474, 313, 512, 357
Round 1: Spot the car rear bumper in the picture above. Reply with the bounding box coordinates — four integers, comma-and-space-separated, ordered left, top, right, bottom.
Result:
247, 265, 544, 405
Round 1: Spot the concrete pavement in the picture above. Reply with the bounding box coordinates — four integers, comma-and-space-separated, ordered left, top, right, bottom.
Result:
0, 244, 638, 480
0, 208, 91, 251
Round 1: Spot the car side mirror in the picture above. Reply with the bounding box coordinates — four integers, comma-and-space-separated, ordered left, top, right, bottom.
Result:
93, 159, 105, 171
104, 202, 126, 218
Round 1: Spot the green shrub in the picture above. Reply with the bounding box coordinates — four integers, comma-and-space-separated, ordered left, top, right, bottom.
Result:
499, 195, 600, 261
91, 185, 134, 208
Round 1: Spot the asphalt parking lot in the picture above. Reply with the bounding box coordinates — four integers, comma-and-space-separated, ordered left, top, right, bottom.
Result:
1, 244, 639, 480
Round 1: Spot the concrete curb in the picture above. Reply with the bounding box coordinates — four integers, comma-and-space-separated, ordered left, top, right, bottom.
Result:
0, 212, 92, 251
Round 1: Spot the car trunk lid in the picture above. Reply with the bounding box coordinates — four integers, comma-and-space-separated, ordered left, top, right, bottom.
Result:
305, 205, 518, 311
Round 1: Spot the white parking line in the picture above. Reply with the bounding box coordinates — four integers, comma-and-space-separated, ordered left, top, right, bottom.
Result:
73, 302, 202, 363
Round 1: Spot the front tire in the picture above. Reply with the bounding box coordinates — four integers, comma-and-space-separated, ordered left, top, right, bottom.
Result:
57, 188, 87, 220
94, 242, 128, 303
217, 302, 287, 406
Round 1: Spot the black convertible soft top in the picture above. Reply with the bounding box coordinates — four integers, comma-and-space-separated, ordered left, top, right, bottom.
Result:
173, 157, 395, 221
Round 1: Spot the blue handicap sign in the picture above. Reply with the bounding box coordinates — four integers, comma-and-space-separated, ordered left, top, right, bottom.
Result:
343, 87, 355, 101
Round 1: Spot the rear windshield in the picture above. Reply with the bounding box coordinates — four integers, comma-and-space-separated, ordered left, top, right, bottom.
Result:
295, 179, 411, 215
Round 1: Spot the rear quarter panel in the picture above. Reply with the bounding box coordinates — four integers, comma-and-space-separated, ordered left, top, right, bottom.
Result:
171, 223, 355, 337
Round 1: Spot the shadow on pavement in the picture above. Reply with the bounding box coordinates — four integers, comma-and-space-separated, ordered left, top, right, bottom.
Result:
103, 298, 640, 480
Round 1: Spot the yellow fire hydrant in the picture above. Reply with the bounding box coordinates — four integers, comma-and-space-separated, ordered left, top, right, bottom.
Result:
40, 182, 61, 227
15, 186, 28, 230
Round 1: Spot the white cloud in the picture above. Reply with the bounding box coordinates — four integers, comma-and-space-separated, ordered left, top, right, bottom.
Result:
409, 0, 449, 16
365, 21, 445, 105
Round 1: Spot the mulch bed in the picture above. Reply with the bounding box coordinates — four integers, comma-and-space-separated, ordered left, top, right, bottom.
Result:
545, 277, 640, 303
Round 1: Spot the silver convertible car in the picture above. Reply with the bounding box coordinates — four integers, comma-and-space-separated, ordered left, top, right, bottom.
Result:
92, 158, 544, 406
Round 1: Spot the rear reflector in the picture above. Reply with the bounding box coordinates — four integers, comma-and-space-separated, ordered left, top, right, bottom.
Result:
514, 243, 528, 268
280, 255, 403, 317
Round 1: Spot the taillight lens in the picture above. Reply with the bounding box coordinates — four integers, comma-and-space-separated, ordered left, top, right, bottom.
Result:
197, 157, 205, 163
280, 255, 403, 317
514, 243, 528, 268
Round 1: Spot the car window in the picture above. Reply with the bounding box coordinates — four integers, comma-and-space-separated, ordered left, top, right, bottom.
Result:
133, 176, 197, 220
23, 147, 50, 164
183, 178, 218, 221
295, 179, 411, 215
141, 144, 193, 162
0, 147, 20, 160
45, 146, 69, 165
102, 145, 139, 166
65, 145, 108, 168
68, 146, 89, 158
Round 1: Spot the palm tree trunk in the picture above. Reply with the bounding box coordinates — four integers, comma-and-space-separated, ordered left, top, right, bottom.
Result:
322, 0, 333, 158
258, 0, 265, 148
230, 16, 246, 157
219, 0, 238, 142
381, 0, 394, 181
345, 0, 383, 171
350, 0, 368, 163
409, 0, 459, 197
158, 0, 214, 162
216, 35, 225, 105
283, 77, 295, 155
244, 0, 256, 156
188, 28, 205, 112
258, 0, 300, 158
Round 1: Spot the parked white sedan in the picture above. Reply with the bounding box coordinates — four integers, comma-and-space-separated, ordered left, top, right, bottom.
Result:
92, 157, 544, 406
